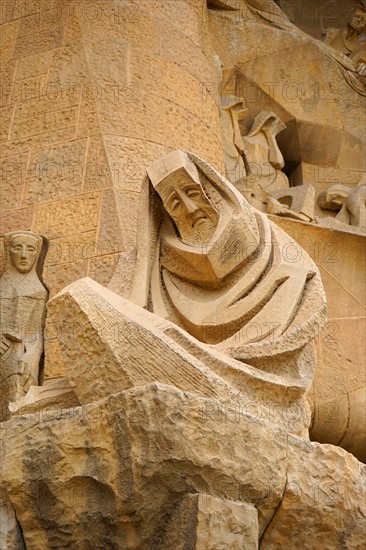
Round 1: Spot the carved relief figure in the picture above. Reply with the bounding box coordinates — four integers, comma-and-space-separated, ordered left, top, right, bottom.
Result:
143, 150, 324, 348
242, 110, 289, 193
324, 4, 366, 77
220, 69, 248, 184
0, 231, 48, 420
110, 150, 326, 375
51, 150, 327, 435
317, 181, 366, 232
239, 111, 315, 222
96, 150, 326, 435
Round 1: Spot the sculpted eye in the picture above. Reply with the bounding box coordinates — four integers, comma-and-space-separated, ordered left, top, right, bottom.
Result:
27, 246, 36, 252
186, 188, 201, 199
170, 198, 181, 214
11, 245, 22, 251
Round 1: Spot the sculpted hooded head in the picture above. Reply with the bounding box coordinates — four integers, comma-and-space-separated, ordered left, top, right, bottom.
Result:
4, 231, 43, 275
152, 159, 219, 247
147, 150, 261, 285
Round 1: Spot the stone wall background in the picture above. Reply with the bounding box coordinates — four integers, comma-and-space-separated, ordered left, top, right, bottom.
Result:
1, 0, 224, 297
271, 217, 366, 462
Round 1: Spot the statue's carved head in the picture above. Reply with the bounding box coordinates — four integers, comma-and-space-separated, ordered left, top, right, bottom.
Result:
317, 185, 350, 211
245, 111, 286, 170
148, 151, 219, 246
5, 231, 43, 274
147, 150, 261, 284
349, 5, 366, 33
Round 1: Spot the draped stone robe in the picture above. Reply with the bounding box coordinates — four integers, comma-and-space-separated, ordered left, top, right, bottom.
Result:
0, 240, 47, 418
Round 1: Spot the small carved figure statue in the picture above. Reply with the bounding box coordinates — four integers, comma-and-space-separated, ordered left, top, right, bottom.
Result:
239, 111, 316, 221
324, 4, 366, 77
0, 231, 48, 420
242, 110, 289, 194
317, 181, 366, 231
220, 69, 248, 184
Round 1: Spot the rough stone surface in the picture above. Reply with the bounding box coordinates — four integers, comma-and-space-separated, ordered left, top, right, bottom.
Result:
160, 494, 259, 550
261, 436, 366, 549
0, 0, 365, 547
1, 384, 365, 549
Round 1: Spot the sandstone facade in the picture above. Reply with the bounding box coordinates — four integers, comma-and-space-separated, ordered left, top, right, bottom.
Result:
0, 1, 365, 548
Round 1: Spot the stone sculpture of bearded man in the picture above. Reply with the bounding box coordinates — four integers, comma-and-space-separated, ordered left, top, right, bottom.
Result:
50, 150, 326, 437
124, 150, 326, 360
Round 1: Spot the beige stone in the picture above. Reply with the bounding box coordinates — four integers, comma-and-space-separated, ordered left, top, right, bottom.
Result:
269, 184, 316, 222
87, 252, 121, 287
43, 259, 88, 299
0, 59, 17, 107
160, 494, 259, 550
0, 383, 288, 546
324, 5, 366, 73
0, 207, 33, 235
96, 189, 125, 255
0, 231, 47, 420
24, 138, 87, 205
0, 0, 225, 302
261, 436, 366, 549
0, 152, 28, 212
0, 495, 25, 550
10, 106, 78, 142
158, 15, 216, 84
0, 19, 20, 63
220, 69, 248, 183
0, 104, 15, 142
10, 85, 81, 125
1, 383, 365, 548
9, 377, 79, 416
208, 3, 365, 176
0, 208, 33, 234
9, 73, 48, 105
72, 1, 161, 54
98, 90, 191, 151
130, 49, 210, 123
44, 231, 97, 267
16, 1, 68, 38
13, 25, 65, 59
0, 1, 365, 547
138, 0, 206, 47
32, 192, 100, 239
242, 110, 289, 193
76, 93, 100, 138
47, 277, 235, 405
317, 182, 366, 232
0, 126, 78, 158
50, 275, 314, 435
47, 13, 89, 88
15, 51, 51, 81
82, 134, 112, 192
128, 152, 326, 376
268, 216, 365, 461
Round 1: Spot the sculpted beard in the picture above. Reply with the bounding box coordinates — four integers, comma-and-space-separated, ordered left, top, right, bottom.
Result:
172, 199, 219, 246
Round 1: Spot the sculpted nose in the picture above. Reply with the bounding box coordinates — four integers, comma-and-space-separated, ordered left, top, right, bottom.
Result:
21, 245, 27, 258
182, 195, 199, 215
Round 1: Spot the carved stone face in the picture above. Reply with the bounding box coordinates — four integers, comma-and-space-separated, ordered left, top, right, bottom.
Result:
158, 175, 219, 245
350, 9, 366, 32
9, 235, 39, 273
